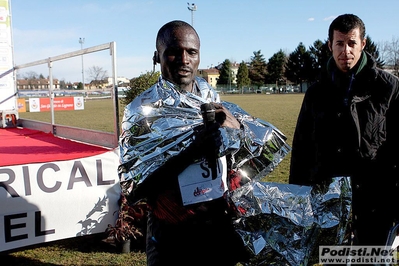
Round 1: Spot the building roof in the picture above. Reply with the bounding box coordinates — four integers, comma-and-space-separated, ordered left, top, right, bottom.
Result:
17, 78, 59, 85
199, 68, 219, 75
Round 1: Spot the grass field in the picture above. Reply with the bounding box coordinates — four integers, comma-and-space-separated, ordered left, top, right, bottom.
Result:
18, 97, 122, 133
3, 93, 304, 265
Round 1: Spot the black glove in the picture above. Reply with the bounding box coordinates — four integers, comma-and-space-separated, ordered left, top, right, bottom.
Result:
190, 122, 222, 180
189, 122, 222, 163
215, 109, 227, 125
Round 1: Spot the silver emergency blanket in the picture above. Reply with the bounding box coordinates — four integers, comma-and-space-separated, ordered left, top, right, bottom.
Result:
118, 77, 291, 191
230, 176, 352, 266
118, 77, 352, 265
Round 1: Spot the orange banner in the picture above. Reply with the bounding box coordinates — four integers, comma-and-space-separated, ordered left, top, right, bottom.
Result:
28, 97, 84, 112
17, 98, 26, 112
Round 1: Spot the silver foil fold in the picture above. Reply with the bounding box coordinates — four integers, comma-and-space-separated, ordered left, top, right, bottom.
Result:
231, 176, 352, 265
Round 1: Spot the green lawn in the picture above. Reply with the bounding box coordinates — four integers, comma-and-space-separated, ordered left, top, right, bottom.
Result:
3, 93, 304, 265
18, 97, 122, 133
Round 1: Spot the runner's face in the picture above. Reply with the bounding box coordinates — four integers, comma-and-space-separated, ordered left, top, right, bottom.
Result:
158, 27, 200, 91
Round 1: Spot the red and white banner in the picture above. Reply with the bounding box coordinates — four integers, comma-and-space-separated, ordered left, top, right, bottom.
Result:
28, 97, 85, 112
0, 149, 121, 252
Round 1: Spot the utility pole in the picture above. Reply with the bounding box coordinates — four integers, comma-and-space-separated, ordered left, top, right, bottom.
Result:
79, 37, 85, 93
187, 3, 197, 26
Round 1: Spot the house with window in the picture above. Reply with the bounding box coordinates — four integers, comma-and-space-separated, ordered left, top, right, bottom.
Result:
17, 78, 60, 90
198, 68, 219, 88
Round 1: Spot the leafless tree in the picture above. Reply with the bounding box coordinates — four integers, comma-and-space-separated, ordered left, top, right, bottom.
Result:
23, 71, 39, 80
87, 66, 108, 89
379, 36, 399, 76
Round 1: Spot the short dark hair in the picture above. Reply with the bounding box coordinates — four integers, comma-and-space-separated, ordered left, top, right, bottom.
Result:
328, 14, 366, 42
156, 20, 199, 51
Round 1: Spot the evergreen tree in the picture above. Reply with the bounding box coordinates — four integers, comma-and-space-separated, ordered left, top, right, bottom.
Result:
365, 35, 385, 68
236, 61, 251, 92
308, 39, 331, 81
216, 59, 232, 86
77, 82, 84, 90
285, 42, 313, 91
267, 49, 286, 86
248, 50, 268, 88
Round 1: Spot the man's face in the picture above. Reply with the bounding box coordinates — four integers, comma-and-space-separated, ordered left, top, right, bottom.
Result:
158, 27, 200, 91
328, 27, 366, 73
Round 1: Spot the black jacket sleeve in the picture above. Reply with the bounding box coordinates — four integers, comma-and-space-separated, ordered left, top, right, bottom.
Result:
289, 88, 317, 186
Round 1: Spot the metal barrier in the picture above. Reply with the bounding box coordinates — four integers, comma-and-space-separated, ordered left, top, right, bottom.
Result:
13, 42, 120, 148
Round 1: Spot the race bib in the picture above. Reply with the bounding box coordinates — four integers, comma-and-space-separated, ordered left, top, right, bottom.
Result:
178, 156, 227, 206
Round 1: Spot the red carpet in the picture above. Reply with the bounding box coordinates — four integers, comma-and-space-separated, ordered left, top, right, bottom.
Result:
0, 127, 111, 167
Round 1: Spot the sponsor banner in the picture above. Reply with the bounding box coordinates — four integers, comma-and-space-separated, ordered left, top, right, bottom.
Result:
319, 246, 398, 265
0, 149, 121, 252
28, 97, 85, 112
17, 98, 26, 112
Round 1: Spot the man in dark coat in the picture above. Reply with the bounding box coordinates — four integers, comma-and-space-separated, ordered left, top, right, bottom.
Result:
289, 14, 399, 246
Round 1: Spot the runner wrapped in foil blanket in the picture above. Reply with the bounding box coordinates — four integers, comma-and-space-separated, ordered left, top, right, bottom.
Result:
118, 77, 351, 265
118, 77, 291, 192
